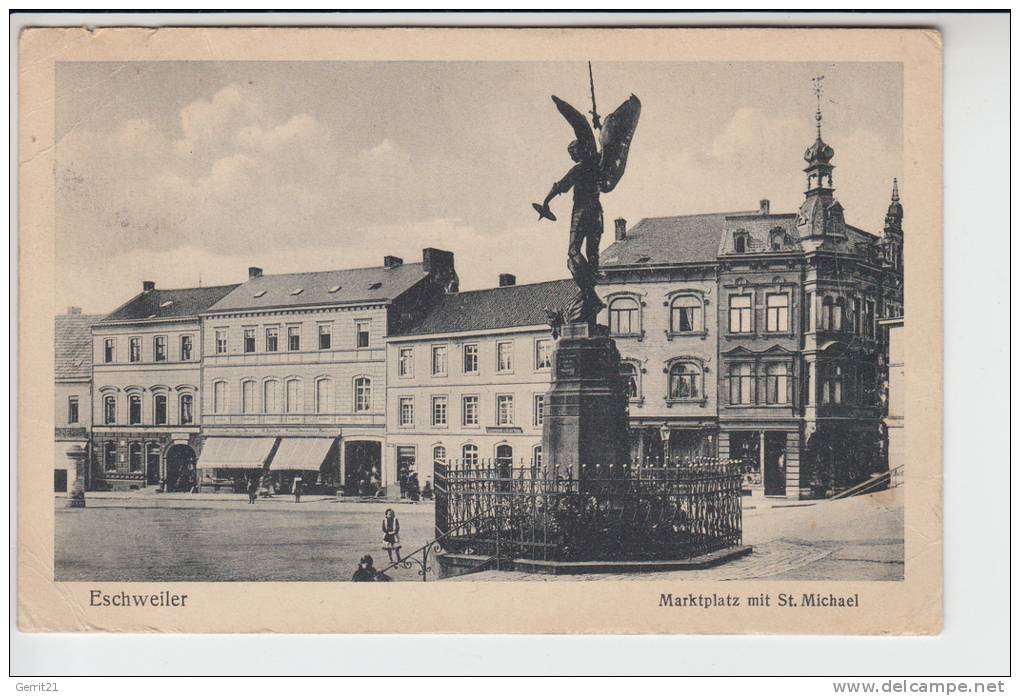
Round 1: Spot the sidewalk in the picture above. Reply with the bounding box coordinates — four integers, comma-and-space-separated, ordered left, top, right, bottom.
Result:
56, 490, 435, 513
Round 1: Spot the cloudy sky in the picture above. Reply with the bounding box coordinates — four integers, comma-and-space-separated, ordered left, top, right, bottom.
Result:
55, 61, 901, 313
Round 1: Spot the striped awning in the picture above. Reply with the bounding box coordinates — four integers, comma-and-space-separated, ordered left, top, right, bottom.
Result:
269, 438, 334, 472
197, 437, 277, 470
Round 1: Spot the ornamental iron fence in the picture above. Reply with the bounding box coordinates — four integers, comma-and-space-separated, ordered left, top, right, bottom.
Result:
434, 457, 743, 564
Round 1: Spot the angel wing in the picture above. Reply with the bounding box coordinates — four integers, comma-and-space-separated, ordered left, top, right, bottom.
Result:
598, 94, 641, 193
551, 95, 597, 157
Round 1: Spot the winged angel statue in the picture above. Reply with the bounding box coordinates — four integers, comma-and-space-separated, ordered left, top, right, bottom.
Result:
534, 92, 641, 330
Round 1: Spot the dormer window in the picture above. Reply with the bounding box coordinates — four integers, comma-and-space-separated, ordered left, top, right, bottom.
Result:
368, 282, 382, 290
328, 285, 341, 293
769, 228, 785, 251
159, 300, 173, 308
253, 290, 266, 298
290, 288, 303, 296
635, 256, 651, 264
733, 230, 749, 253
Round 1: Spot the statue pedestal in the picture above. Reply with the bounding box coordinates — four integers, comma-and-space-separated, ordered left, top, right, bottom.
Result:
66, 444, 88, 508
542, 323, 630, 480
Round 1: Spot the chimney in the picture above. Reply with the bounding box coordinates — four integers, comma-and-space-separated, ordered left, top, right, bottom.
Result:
66, 306, 82, 315
142, 281, 155, 292
248, 266, 263, 280
383, 255, 403, 269
759, 199, 770, 215
422, 248, 458, 293
614, 218, 627, 241
498, 273, 517, 287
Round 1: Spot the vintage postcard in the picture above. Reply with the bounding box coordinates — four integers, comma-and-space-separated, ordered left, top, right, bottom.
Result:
18, 26, 942, 634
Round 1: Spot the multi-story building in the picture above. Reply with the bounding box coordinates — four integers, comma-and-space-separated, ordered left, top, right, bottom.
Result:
879, 317, 904, 477
54, 307, 103, 493
600, 110, 904, 500
196, 249, 458, 495
385, 276, 575, 489
90, 282, 238, 491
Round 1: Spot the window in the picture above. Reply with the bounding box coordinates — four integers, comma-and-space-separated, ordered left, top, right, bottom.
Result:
463, 343, 479, 374
496, 444, 513, 473
263, 379, 280, 413
496, 342, 514, 373
431, 345, 448, 376
806, 292, 816, 332
354, 377, 372, 413
462, 395, 479, 426
356, 321, 370, 348
609, 297, 639, 335
286, 379, 301, 413
398, 348, 413, 377
241, 380, 256, 414
668, 362, 702, 400
770, 229, 784, 251
243, 329, 256, 353
129, 443, 143, 473
129, 337, 141, 363
864, 300, 876, 339
432, 396, 448, 426
766, 294, 790, 332
213, 381, 226, 414
154, 394, 167, 425
821, 297, 834, 331
535, 339, 552, 370
620, 362, 640, 399
806, 362, 815, 405
833, 299, 844, 332
496, 394, 514, 426
215, 329, 227, 354
288, 326, 300, 351
853, 298, 862, 335
670, 295, 702, 333
861, 366, 878, 405
398, 397, 414, 427
128, 394, 142, 424
318, 324, 332, 350
734, 232, 749, 253
180, 335, 193, 361
180, 395, 194, 424
533, 445, 543, 467
315, 378, 333, 413
462, 444, 479, 466
104, 338, 115, 363
433, 445, 447, 464
104, 395, 116, 424
104, 442, 118, 472
147, 443, 161, 478
822, 365, 844, 404
67, 396, 79, 424
729, 364, 754, 405
265, 327, 279, 352
729, 295, 752, 333
533, 394, 544, 426
765, 363, 790, 404
154, 336, 167, 362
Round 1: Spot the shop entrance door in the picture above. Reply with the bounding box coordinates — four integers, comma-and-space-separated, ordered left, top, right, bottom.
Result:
396, 446, 416, 498
343, 440, 381, 496
764, 432, 788, 496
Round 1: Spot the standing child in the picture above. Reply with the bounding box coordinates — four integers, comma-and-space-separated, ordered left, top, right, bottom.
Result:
293, 476, 303, 504
381, 508, 401, 562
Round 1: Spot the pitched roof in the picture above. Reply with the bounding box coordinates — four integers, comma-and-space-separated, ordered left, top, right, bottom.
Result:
55, 313, 103, 380
601, 212, 756, 267
393, 279, 576, 337
100, 285, 239, 323
205, 263, 428, 314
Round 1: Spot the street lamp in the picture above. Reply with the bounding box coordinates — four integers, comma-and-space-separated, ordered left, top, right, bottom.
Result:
659, 423, 671, 466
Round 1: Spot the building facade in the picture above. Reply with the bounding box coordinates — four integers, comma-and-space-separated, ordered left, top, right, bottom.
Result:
55, 308, 103, 493
385, 277, 575, 490
89, 282, 238, 491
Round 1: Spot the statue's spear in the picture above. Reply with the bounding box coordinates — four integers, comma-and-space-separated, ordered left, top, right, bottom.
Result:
588, 61, 602, 130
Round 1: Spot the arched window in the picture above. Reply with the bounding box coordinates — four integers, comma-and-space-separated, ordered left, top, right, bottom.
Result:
670, 295, 702, 333
153, 393, 168, 425
432, 445, 446, 464
128, 394, 142, 425
765, 363, 790, 404
179, 394, 194, 425
734, 231, 749, 253
668, 362, 702, 400
620, 362, 640, 400
285, 378, 302, 413
213, 381, 227, 414
461, 444, 479, 466
241, 380, 256, 414
315, 378, 334, 414
769, 228, 785, 251
104, 442, 118, 472
103, 395, 116, 425
608, 297, 640, 335
129, 442, 143, 473
496, 444, 513, 477
263, 379, 280, 413
353, 377, 372, 413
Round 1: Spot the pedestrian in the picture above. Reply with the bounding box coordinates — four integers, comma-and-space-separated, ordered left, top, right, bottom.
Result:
247, 476, 258, 504
351, 554, 391, 582
422, 476, 433, 500
407, 472, 420, 502
293, 476, 303, 504
381, 508, 401, 562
